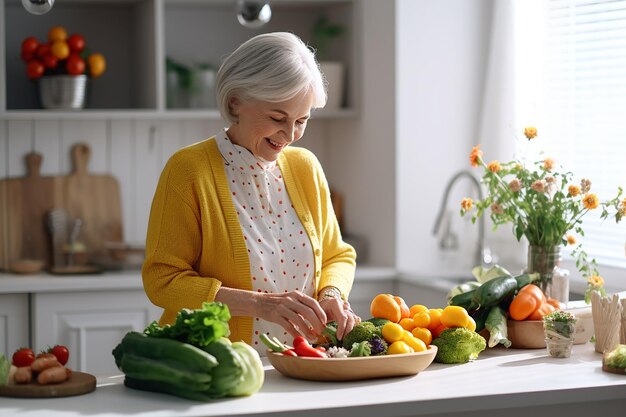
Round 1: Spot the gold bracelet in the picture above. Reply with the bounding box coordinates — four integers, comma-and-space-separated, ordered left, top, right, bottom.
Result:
318, 286, 342, 301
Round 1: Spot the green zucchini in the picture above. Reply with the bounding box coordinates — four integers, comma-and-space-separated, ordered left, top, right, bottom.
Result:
201, 338, 243, 398
124, 376, 214, 402
449, 289, 478, 311
471, 275, 517, 308
113, 331, 217, 372
119, 353, 212, 391
470, 307, 491, 333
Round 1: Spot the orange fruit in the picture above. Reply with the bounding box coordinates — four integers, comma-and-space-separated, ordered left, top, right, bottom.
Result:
412, 311, 431, 328
48, 26, 68, 42
387, 340, 413, 355
441, 306, 470, 328
370, 294, 401, 323
409, 304, 429, 317
412, 327, 433, 345
87, 53, 106, 78
427, 309, 442, 330
50, 40, 70, 60
393, 295, 411, 319
381, 322, 404, 343
403, 332, 427, 352
398, 318, 415, 331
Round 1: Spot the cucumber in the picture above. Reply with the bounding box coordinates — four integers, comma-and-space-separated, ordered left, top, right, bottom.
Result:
113, 331, 217, 372
449, 289, 478, 311
124, 376, 214, 402
119, 353, 212, 391
201, 338, 243, 398
470, 307, 491, 333
471, 275, 518, 308
514, 273, 537, 290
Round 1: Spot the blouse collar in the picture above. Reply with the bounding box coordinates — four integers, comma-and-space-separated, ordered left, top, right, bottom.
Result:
216, 129, 277, 174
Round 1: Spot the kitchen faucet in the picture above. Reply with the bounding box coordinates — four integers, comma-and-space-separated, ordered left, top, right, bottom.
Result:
432, 170, 494, 268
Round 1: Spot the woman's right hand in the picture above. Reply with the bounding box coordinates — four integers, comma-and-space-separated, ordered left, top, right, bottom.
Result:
251, 290, 327, 342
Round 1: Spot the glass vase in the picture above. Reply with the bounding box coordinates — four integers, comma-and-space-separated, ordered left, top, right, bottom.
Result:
526, 245, 570, 303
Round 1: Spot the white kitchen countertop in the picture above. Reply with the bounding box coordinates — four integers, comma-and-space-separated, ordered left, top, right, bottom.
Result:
1, 343, 624, 417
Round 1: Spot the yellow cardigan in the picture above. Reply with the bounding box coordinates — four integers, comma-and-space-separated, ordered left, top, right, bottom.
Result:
142, 137, 356, 344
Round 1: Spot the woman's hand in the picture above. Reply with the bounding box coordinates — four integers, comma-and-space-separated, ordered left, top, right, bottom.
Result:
319, 297, 361, 340
251, 290, 327, 342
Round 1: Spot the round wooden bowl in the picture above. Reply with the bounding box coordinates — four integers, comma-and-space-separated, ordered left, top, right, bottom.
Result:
9, 259, 45, 274
267, 346, 438, 381
507, 319, 546, 349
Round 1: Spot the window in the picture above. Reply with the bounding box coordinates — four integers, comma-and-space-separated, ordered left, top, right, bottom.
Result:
515, 0, 626, 275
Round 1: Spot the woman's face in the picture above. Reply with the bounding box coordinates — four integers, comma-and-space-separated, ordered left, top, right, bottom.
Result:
227, 89, 315, 161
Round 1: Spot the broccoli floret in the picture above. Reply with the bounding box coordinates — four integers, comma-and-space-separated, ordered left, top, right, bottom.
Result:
366, 317, 391, 328
431, 327, 486, 364
342, 322, 380, 349
349, 341, 372, 357
369, 335, 388, 356
321, 322, 339, 346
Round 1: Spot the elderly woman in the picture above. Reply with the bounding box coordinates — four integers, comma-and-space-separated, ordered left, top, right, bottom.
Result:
142, 32, 358, 354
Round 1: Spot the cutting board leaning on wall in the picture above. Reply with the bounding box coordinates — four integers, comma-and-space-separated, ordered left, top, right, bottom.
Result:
0, 143, 123, 271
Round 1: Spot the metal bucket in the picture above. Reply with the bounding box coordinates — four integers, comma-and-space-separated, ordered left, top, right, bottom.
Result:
39, 75, 87, 110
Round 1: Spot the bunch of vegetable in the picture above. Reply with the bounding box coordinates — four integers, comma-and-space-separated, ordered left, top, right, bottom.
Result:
112, 302, 264, 401
0, 345, 71, 386
21, 25, 106, 80
448, 265, 544, 348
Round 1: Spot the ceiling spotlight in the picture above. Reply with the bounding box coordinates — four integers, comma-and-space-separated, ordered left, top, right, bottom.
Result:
22, 0, 55, 15
236, 0, 271, 29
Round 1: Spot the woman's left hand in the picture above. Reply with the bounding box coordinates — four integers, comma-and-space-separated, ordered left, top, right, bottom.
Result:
319, 297, 361, 340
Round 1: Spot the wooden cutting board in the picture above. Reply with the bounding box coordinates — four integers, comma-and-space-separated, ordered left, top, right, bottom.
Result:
0, 371, 96, 398
0, 143, 123, 271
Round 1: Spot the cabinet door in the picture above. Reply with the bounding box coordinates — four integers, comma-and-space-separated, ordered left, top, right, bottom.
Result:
0, 294, 29, 357
31, 290, 161, 376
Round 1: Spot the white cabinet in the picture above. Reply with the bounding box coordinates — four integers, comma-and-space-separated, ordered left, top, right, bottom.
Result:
0, 0, 358, 118
0, 293, 29, 357
31, 290, 161, 375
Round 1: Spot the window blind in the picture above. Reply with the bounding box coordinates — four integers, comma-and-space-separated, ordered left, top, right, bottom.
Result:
519, 0, 626, 268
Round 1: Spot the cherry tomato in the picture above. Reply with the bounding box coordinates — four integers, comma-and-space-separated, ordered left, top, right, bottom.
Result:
67, 34, 85, 53
42, 54, 58, 69
50, 40, 70, 60
66, 54, 85, 75
26, 60, 45, 80
48, 26, 68, 43
12, 347, 36, 367
49, 345, 70, 366
87, 53, 106, 78
21, 37, 39, 62
36, 43, 51, 59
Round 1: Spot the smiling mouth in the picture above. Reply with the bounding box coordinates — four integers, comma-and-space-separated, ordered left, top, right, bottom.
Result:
266, 138, 285, 150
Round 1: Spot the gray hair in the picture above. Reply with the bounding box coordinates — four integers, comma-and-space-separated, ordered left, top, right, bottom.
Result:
216, 32, 327, 124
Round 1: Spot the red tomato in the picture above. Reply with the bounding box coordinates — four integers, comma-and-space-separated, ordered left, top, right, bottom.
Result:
49, 345, 70, 366
21, 37, 39, 62
36, 43, 51, 59
12, 348, 36, 367
42, 54, 58, 69
67, 34, 85, 53
66, 54, 85, 75
26, 60, 45, 80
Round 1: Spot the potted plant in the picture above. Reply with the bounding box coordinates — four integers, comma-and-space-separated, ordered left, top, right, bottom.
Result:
311, 16, 346, 111
543, 310, 577, 358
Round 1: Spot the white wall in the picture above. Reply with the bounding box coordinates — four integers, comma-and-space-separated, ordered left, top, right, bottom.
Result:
396, 0, 493, 276
325, 0, 397, 267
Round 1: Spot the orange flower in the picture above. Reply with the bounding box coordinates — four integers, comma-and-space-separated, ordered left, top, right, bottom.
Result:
461, 198, 473, 212
568, 184, 581, 197
524, 127, 538, 140
583, 193, 599, 210
469, 145, 483, 167
566, 235, 577, 245
587, 275, 604, 288
543, 158, 554, 171
487, 160, 502, 173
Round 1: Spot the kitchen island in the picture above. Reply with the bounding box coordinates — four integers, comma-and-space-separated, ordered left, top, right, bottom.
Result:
1, 343, 624, 417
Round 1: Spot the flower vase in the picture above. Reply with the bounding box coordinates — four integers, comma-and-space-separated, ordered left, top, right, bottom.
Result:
526, 245, 570, 303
